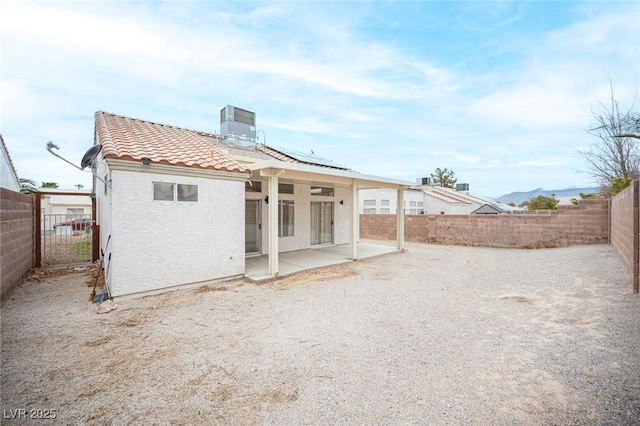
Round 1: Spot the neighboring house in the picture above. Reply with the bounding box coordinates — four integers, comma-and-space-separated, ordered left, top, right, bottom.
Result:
40, 189, 92, 231
360, 182, 520, 215
359, 188, 426, 214
471, 204, 506, 215
419, 185, 483, 215
0, 134, 21, 192
93, 107, 411, 298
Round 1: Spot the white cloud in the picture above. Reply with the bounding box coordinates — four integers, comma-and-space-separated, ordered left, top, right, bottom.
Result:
0, 1, 636, 195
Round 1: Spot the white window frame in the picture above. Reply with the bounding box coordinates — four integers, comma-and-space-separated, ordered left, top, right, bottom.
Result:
154, 182, 198, 202
278, 200, 295, 237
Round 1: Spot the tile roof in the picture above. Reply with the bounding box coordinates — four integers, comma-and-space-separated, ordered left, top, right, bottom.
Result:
421, 186, 472, 205
95, 111, 250, 175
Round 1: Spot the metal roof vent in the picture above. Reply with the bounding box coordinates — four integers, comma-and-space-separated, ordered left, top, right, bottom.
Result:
220, 105, 256, 148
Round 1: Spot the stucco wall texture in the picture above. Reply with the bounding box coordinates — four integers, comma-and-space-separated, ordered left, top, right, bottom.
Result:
255, 184, 352, 255
107, 170, 245, 297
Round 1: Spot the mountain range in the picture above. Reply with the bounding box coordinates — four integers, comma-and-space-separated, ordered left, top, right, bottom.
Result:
495, 187, 598, 205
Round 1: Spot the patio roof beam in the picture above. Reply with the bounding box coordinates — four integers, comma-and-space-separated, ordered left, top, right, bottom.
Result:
250, 160, 413, 189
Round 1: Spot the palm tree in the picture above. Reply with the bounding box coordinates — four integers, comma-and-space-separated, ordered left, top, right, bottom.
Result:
19, 178, 37, 195
41, 182, 59, 188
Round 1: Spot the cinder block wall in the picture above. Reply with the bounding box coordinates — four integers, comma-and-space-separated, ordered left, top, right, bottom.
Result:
610, 180, 639, 292
360, 198, 610, 248
1, 188, 35, 304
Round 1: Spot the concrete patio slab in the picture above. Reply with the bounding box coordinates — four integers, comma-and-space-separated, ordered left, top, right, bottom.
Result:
244, 241, 399, 281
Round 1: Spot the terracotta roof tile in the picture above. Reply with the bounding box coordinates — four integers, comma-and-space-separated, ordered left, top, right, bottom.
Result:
95, 111, 250, 175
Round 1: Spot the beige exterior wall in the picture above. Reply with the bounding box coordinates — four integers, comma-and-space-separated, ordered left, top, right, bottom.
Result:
251, 181, 352, 254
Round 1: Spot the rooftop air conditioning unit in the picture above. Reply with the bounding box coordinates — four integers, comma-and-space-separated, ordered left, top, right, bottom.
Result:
220, 105, 256, 141
420, 177, 432, 186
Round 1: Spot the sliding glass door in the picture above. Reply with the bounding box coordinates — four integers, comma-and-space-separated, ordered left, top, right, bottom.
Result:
245, 199, 261, 255
311, 201, 334, 245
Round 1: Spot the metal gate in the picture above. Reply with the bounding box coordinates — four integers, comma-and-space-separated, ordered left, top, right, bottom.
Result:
41, 213, 93, 266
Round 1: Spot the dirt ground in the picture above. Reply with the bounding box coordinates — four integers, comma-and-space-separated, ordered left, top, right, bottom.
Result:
1, 242, 639, 425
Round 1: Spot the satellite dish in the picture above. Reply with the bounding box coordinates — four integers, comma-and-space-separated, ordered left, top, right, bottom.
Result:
80, 145, 102, 170
45, 141, 111, 188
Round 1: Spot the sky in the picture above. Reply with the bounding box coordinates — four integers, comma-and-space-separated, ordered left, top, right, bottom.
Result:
1, 1, 639, 198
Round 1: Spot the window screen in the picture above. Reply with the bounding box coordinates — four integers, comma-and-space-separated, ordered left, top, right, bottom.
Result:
154, 183, 174, 201
178, 184, 198, 201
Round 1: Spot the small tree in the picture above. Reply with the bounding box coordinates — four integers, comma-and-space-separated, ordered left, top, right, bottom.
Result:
75, 184, 84, 190
430, 167, 457, 188
524, 195, 559, 211
571, 192, 596, 205
41, 182, 59, 188
611, 176, 632, 196
581, 80, 639, 193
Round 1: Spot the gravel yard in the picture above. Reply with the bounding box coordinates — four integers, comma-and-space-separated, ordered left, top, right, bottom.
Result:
2, 242, 639, 425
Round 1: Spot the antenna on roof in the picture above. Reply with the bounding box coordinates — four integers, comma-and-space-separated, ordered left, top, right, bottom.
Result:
45, 141, 111, 187
257, 129, 267, 152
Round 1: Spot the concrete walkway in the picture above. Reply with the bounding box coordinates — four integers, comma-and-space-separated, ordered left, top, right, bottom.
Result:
245, 241, 399, 281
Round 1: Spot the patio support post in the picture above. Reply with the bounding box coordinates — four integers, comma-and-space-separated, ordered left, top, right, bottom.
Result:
268, 172, 279, 276
349, 180, 358, 260
397, 186, 405, 250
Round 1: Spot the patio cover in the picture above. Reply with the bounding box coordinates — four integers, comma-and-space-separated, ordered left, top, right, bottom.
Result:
248, 159, 413, 276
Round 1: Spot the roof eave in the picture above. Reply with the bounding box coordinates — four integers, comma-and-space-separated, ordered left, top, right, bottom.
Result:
106, 158, 251, 181
249, 159, 413, 189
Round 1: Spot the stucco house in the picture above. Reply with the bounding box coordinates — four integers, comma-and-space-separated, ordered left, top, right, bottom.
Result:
471, 203, 506, 215
40, 189, 92, 232
359, 183, 518, 215
1, 134, 21, 192
93, 107, 410, 299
